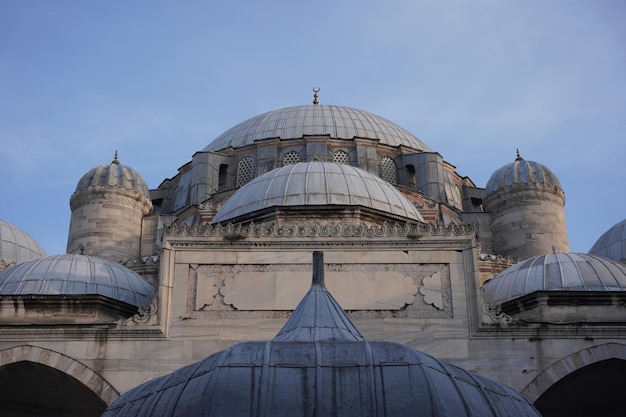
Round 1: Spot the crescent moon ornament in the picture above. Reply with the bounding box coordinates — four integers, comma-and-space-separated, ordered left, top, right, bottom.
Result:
313, 87, 320, 105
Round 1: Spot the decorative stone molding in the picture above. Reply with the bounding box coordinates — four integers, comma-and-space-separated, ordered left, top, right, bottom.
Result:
122, 297, 158, 326
480, 291, 517, 325
164, 220, 474, 239
419, 271, 443, 310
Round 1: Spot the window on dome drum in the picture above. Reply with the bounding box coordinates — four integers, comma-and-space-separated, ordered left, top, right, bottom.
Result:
218, 164, 228, 191
332, 150, 350, 165
282, 151, 301, 165
236, 157, 253, 187
406, 164, 416, 188
381, 157, 397, 184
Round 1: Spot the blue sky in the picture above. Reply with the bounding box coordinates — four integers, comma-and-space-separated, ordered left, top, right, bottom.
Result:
1, 0, 625, 255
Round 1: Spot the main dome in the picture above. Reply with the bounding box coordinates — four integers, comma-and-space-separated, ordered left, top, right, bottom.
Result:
211, 162, 424, 224
203, 104, 432, 152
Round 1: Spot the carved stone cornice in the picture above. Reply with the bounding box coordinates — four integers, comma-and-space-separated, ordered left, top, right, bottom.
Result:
163, 221, 475, 240
70, 186, 152, 214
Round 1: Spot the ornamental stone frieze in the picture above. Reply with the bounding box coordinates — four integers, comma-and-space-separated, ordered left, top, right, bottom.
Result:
163, 220, 474, 240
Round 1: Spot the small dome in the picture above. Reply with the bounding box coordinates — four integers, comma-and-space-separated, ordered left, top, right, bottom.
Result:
211, 162, 424, 224
589, 218, 626, 262
203, 104, 431, 153
0, 254, 155, 308
485, 151, 562, 197
75, 153, 150, 196
482, 253, 626, 305
0, 219, 46, 267
102, 252, 541, 417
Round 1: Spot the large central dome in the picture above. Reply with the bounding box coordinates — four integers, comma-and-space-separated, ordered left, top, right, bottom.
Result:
203, 104, 431, 152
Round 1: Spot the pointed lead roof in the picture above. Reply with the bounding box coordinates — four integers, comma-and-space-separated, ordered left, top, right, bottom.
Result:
273, 251, 363, 342
102, 251, 542, 417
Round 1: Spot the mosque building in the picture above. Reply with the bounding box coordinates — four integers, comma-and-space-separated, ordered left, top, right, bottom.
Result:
0, 93, 625, 416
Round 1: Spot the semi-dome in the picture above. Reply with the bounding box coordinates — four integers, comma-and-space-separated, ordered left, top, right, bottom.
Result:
0, 219, 46, 267
485, 151, 562, 197
203, 104, 432, 152
102, 252, 541, 417
589, 218, 626, 262
0, 254, 155, 308
74, 152, 150, 196
211, 162, 424, 224
482, 253, 626, 305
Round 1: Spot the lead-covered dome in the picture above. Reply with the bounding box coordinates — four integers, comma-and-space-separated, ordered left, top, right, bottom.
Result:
485, 152, 562, 197
483, 253, 626, 305
0, 219, 46, 268
589, 218, 626, 263
102, 252, 541, 417
211, 162, 424, 224
203, 104, 432, 152
74, 152, 150, 196
0, 254, 155, 308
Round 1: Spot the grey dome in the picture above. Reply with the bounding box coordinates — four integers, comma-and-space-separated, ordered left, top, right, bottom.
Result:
0, 219, 46, 267
0, 254, 155, 308
75, 153, 150, 196
203, 104, 432, 152
485, 153, 562, 197
589, 218, 626, 262
211, 162, 424, 224
483, 253, 626, 305
102, 252, 540, 417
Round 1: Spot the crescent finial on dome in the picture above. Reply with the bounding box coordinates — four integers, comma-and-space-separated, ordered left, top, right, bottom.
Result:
515, 148, 523, 161
112, 150, 119, 164
313, 87, 320, 105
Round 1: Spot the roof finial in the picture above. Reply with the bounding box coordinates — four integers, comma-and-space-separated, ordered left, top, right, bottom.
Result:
515, 148, 523, 161
112, 150, 120, 164
312, 251, 325, 287
313, 87, 320, 105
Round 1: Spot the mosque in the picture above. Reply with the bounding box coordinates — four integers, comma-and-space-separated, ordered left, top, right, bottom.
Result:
1, 93, 625, 416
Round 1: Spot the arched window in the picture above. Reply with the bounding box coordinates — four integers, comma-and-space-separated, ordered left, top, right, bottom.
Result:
236, 157, 253, 187
406, 164, 416, 188
380, 156, 397, 184
218, 164, 228, 191
332, 150, 350, 165
283, 151, 301, 165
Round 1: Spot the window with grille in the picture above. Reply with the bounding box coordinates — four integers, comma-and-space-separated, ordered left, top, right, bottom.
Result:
237, 157, 253, 187
283, 151, 301, 165
332, 150, 350, 165
380, 157, 397, 184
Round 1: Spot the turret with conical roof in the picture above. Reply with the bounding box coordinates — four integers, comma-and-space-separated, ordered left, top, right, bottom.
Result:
483, 150, 569, 260
67, 152, 152, 263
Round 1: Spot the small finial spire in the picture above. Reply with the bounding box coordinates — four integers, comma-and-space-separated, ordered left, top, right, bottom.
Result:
313, 87, 320, 105
80, 244, 85, 255
112, 150, 120, 164
515, 148, 523, 161
312, 251, 325, 287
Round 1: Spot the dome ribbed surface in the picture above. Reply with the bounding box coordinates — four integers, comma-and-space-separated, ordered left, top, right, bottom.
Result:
0, 219, 46, 266
75, 156, 150, 196
212, 162, 424, 224
0, 254, 155, 308
483, 253, 626, 305
203, 105, 431, 152
485, 157, 561, 197
102, 252, 541, 417
589, 218, 626, 262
